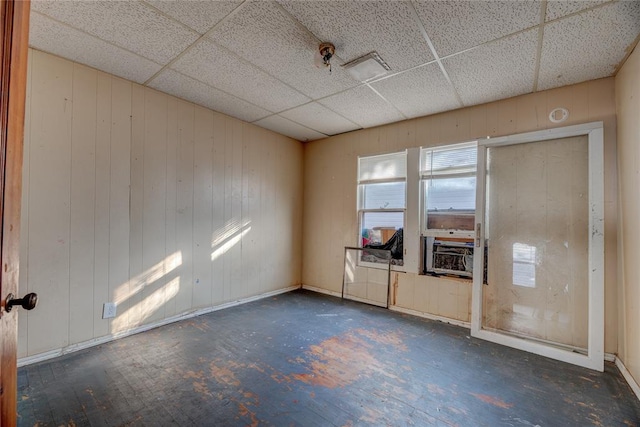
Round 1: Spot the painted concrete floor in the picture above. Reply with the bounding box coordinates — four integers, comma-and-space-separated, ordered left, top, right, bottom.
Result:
17, 289, 640, 426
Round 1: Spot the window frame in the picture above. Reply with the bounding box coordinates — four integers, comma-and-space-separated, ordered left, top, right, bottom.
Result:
420, 141, 478, 239
357, 151, 407, 270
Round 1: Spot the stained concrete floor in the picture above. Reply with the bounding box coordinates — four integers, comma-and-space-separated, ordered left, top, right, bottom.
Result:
17, 289, 640, 426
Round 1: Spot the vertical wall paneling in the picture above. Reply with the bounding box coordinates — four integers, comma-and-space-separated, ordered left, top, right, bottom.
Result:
192, 106, 214, 308
615, 45, 640, 386
92, 71, 111, 339
26, 52, 73, 354
222, 116, 233, 301
123, 84, 145, 332
19, 50, 303, 359
164, 97, 178, 318
17, 49, 33, 357
108, 76, 132, 335
242, 125, 257, 295
260, 132, 275, 294
174, 101, 195, 314
273, 129, 286, 290
69, 63, 97, 345
211, 113, 225, 303
230, 120, 243, 299
141, 88, 168, 325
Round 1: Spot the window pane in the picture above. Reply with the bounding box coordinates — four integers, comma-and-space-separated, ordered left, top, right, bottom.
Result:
425, 177, 476, 211
362, 182, 406, 209
361, 211, 403, 245
359, 151, 407, 181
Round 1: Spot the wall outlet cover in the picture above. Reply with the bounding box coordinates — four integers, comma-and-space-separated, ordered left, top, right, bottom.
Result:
102, 302, 117, 319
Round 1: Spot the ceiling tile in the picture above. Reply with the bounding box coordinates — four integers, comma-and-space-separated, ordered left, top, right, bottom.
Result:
278, 0, 434, 73
144, 0, 242, 34
169, 39, 310, 113
254, 115, 328, 142
29, 12, 162, 84
31, 0, 199, 64
413, 0, 541, 57
209, 0, 358, 99
319, 86, 405, 128
443, 29, 538, 106
280, 103, 361, 135
149, 69, 271, 123
545, 0, 611, 22
538, 1, 640, 91
371, 63, 461, 119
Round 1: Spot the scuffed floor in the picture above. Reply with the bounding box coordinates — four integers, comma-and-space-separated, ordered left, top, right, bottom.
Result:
18, 290, 640, 426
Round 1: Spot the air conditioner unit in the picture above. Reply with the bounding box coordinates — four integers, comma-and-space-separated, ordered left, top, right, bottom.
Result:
424, 237, 474, 277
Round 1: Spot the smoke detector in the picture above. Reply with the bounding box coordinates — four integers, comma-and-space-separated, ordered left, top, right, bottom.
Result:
342, 52, 391, 82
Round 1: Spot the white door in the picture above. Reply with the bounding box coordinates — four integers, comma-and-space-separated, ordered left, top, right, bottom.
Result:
471, 122, 605, 371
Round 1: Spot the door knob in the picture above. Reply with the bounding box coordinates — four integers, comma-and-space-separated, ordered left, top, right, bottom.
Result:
5, 292, 38, 312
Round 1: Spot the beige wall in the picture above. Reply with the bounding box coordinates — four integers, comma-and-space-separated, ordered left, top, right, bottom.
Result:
303, 78, 618, 353
18, 50, 303, 358
615, 45, 640, 383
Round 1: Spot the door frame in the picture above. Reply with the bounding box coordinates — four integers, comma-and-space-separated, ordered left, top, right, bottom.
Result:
0, 0, 30, 423
471, 121, 605, 372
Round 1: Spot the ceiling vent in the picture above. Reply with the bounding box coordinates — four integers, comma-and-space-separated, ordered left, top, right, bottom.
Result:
342, 52, 391, 82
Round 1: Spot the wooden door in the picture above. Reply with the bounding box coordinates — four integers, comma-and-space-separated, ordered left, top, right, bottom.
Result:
0, 0, 30, 424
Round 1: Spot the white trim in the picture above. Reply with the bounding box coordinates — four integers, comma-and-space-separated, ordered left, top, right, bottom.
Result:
422, 230, 475, 239
472, 122, 605, 371
301, 284, 343, 298
18, 285, 300, 367
479, 121, 603, 147
405, 147, 420, 274
588, 126, 605, 370
390, 305, 471, 329
615, 357, 640, 401
471, 145, 486, 338
358, 177, 406, 185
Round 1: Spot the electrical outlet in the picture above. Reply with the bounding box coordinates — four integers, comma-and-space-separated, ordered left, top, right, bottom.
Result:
102, 302, 117, 319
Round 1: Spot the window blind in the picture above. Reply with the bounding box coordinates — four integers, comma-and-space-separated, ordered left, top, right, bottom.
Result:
420, 142, 477, 176
358, 151, 407, 182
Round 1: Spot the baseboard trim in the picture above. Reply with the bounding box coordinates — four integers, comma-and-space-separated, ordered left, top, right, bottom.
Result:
615, 356, 640, 401
389, 305, 471, 329
301, 284, 342, 298
18, 285, 300, 367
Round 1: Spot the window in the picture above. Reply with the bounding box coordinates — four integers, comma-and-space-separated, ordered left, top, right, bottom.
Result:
420, 142, 479, 278
358, 151, 406, 265
420, 142, 477, 234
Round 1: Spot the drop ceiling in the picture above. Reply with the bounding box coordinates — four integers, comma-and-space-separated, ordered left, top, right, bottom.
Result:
29, 0, 640, 142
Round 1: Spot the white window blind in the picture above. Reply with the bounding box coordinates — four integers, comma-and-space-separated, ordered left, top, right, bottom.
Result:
359, 151, 407, 182
420, 142, 477, 177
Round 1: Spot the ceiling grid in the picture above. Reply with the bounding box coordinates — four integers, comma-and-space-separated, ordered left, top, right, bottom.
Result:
28, 0, 640, 142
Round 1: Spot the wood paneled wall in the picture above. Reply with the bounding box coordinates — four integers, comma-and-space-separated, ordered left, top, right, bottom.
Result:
303, 77, 618, 353
615, 45, 640, 386
18, 49, 303, 358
